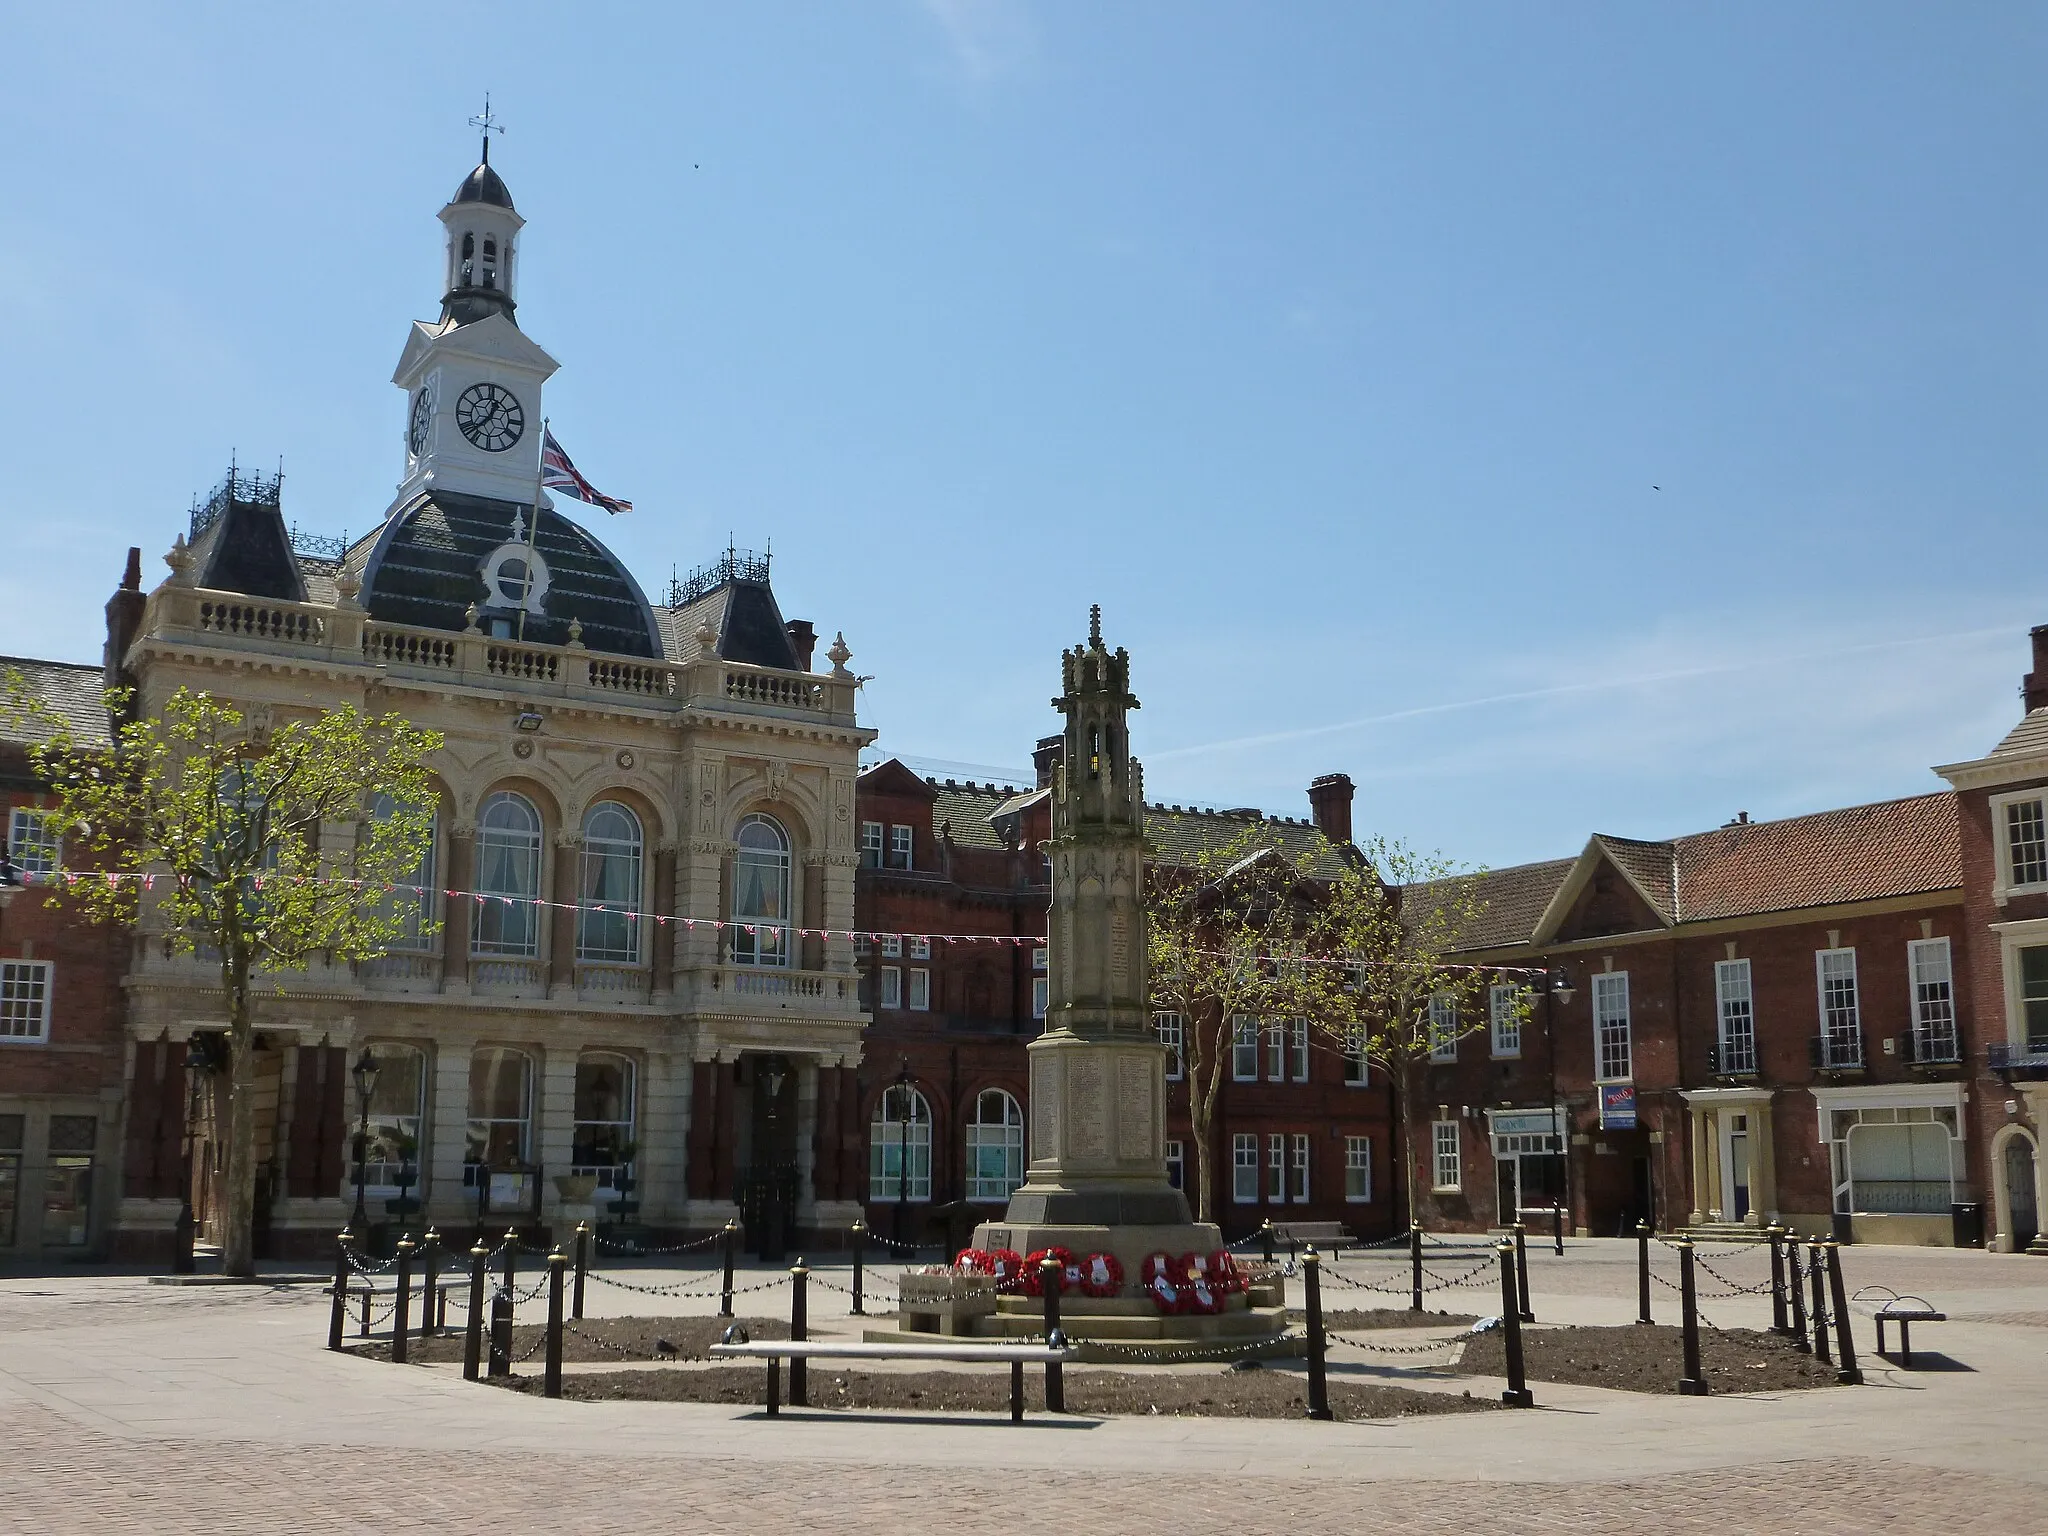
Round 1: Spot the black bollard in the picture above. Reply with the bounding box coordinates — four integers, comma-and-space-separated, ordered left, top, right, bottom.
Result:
851, 1218, 867, 1316
1767, 1225, 1789, 1334
1636, 1221, 1654, 1325
720, 1219, 739, 1319
1409, 1222, 1424, 1312
392, 1238, 414, 1365
421, 1227, 441, 1339
1513, 1221, 1534, 1323
1303, 1247, 1331, 1420
501, 1227, 519, 1310
1039, 1257, 1067, 1413
328, 1228, 352, 1352
488, 1283, 512, 1377
789, 1258, 809, 1408
544, 1248, 567, 1399
572, 1221, 589, 1322
1824, 1242, 1861, 1386
1675, 1239, 1706, 1395
1260, 1218, 1276, 1266
1808, 1241, 1831, 1366
463, 1242, 488, 1381
359, 1283, 372, 1338
1552, 1202, 1564, 1256
1498, 1239, 1532, 1407
1786, 1238, 1810, 1354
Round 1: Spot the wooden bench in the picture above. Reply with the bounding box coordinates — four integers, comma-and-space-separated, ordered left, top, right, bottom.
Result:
709, 1339, 1082, 1421
1267, 1221, 1359, 1251
1869, 1297, 1947, 1368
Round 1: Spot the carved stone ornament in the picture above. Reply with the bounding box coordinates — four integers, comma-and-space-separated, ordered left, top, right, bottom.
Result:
513, 738, 534, 759
616, 749, 636, 770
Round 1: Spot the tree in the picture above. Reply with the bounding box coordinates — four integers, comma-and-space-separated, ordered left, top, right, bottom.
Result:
1145, 829, 1337, 1223
1305, 837, 1524, 1229
2, 678, 441, 1277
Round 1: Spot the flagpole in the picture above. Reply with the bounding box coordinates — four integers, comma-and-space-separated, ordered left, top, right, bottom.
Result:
517, 416, 547, 641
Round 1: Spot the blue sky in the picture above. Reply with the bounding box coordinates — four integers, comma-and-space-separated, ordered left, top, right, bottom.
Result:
2, 4, 2042, 867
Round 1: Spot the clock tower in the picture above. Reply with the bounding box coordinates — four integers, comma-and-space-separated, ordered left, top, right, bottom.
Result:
388, 137, 560, 511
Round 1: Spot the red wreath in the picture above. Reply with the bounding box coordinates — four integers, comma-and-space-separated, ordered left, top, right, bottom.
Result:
1177, 1251, 1224, 1315
1206, 1249, 1245, 1297
1019, 1246, 1077, 1297
954, 1247, 995, 1274
986, 1249, 1026, 1289
1140, 1250, 1180, 1313
1078, 1251, 1125, 1298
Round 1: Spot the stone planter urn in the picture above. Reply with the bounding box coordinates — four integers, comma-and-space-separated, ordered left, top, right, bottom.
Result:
554, 1174, 600, 1202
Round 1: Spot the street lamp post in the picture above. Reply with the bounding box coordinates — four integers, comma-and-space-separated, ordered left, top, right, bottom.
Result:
174, 1036, 211, 1274
350, 1047, 380, 1234
1540, 966, 1576, 1251
893, 1056, 914, 1251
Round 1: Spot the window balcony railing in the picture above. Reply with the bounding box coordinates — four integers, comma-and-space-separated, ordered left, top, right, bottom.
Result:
1706, 1041, 1758, 1077
472, 959, 546, 996
1900, 1029, 1962, 1067
574, 962, 650, 1002
1988, 1041, 2048, 1078
1809, 1033, 1865, 1072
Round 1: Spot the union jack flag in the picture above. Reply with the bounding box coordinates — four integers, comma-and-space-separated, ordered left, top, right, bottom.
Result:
540, 427, 632, 514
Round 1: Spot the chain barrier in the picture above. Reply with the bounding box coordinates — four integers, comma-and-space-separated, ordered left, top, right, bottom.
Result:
1418, 1258, 1498, 1291
584, 1271, 729, 1299
344, 1249, 401, 1276
593, 1230, 727, 1258
1317, 1269, 1411, 1296
1325, 1329, 1467, 1358
1082, 1333, 1308, 1363
808, 1273, 901, 1302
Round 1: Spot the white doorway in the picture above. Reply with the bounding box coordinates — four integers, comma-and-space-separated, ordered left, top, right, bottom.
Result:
1718, 1112, 1752, 1223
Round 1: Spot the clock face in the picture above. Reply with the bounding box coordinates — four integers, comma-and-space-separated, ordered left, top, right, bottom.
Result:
455, 382, 525, 453
406, 387, 433, 458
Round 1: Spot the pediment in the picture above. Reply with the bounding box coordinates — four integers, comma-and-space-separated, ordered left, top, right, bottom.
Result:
392, 313, 561, 388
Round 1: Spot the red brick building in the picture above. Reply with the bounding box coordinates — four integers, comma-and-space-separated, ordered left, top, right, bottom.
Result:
0, 564, 141, 1260
1937, 624, 2048, 1251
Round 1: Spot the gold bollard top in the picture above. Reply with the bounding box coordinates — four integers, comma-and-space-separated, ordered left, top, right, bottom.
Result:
1302, 1245, 1321, 1268
575, 1220, 590, 1236
549, 1246, 568, 1266
396, 1236, 415, 1254
724, 1218, 741, 1233
1672, 1236, 1694, 1252
851, 1217, 867, 1234
469, 1241, 491, 1258
425, 1225, 440, 1244
503, 1227, 519, 1247
791, 1256, 809, 1276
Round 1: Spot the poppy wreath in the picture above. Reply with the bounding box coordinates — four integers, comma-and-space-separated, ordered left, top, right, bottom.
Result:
954, 1248, 995, 1275
1019, 1246, 1077, 1297
986, 1249, 1026, 1290
1140, 1251, 1181, 1313
1177, 1251, 1224, 1315
1206, 1249, 1245, 1297
1078, 1251, 1125, 1299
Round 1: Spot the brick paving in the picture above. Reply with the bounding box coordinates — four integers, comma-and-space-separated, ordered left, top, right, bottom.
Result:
5, 1238, 2048, 1532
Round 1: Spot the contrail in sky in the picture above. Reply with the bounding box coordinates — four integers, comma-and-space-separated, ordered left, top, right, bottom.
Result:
1148, 622, 2020, 762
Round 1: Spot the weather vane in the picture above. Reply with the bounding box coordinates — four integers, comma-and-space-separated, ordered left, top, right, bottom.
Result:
469, 94, 506, 163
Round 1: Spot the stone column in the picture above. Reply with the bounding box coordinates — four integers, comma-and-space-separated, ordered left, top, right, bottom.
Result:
637, 1046, 684, 1224
536, 1046, 576, 1220
1688, 1106, 1709, 1226
1704, 1110, 1725, 1219
813, 1062, 841, 1204
711, 1056, 737, 1202
795, 1060, 819, 1220
686, 1058, 716, 1200
651, 842, 678, 1001
1751, 1099, 1777, 1226
549, 832, 580, 999
426, 1038, 475, 1227
442, 828, 474, 993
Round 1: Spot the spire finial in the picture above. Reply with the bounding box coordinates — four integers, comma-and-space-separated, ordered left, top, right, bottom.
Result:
469, 94, 505, 165
1089, 604, 1102, 647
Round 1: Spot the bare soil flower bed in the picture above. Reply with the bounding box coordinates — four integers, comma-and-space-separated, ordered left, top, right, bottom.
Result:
494, 1365, 1497, 1419
351, 1314, 788, 1365
1295, 1308, 1478, 1332
1458, 1324, 1839, 1394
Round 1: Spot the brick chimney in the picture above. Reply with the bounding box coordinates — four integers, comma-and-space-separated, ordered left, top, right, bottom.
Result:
1033, 734, 1064, 788
1307, 772, 1355, 845
103, 547, 144, 686
784, 619, 817, 671
2025, 624, 2048, 715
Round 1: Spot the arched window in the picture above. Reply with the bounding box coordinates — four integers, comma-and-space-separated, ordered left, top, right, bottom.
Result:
461, 232, 475, 259
474, 792, 542, 956
481, 235, 498, 290
576, 802, 643, 962
730, 813, 791, 967
363, 1043, 428, 1197
371, 793, 437, 952
571, 1052, 636, 1196
965, 1088, 1024, 1201
869, 1084, 932, 1201
465, 1046, 533, 1183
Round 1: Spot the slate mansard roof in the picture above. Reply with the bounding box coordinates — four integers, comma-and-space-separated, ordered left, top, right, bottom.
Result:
0, 657, 110, 748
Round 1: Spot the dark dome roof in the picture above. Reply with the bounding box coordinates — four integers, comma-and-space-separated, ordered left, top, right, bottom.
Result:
452, 161, 515, 211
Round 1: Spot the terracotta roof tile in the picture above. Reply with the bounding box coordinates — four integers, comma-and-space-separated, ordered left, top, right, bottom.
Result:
1671, 791, 1960, 920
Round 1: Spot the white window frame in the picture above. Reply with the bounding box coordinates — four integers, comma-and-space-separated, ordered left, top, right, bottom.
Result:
1907, 938, 1958, 1063
1154, 1012, 1185, 1081
1344, 1135, 1372, 1203
869, 1084, 932, 1202
1031, 946, 1048, 972
1232, 1133, 1258, 1203
1291, 1132, 1310, 1203
1290, 1017, 1309, 1082
1031, 975, 1048, 1021
964, 1088, 1024, 1202
570, 1051, 636, 1196
1165, 1138, 1185, 1192
7, 808, 60, 877
909, 936, 931, 960
0, 960, 53, 1044
1714, 958, 1757, 1076
1432, 1120, 1462, 1192
1997, 917, 2048, 1056
1816, 948, 1863, 1069
363, 1041, 430, 1195
1991, 788, 2048, 902
1428, 993, 1458, 1062
908, 968, 930, 1012
1232, 1017, 1259, 1081
1592, 972, 1632, 1084
1344, 1038, 1369, 1087
860, 820, 883, 868
853, 932, 872, 958
880, 966, 902, 1009
1489, 983, 1523, 1059
882, 933, 903, 958
1265, 1021, 1285, 1082
888, 824, 913, 870
1266, 1133, 1285, 1202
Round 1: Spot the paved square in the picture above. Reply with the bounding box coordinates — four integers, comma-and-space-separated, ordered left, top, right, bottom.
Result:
4, 1238, 2045, 1532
